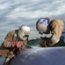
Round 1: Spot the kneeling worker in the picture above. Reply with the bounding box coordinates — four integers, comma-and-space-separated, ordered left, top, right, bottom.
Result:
36, 18, 64, 47
0, 25, 30, 65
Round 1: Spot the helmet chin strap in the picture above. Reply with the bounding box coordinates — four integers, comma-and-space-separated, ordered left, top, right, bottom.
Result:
39, 32, 43, 35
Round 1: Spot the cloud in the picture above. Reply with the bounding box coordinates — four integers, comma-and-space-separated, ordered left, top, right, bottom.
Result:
2, 0, 65, 19
0, 0, 65, 42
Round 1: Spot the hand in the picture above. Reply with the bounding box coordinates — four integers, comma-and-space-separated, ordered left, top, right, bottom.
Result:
41, 33, 52, 38
45, 33, 52, 38
16, 41, 24, 48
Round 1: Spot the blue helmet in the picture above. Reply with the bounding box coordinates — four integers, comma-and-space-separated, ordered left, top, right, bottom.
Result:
36, 18, 50, 34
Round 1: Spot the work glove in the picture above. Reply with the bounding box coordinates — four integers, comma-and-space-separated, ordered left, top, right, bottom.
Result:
12, 41, 24, 48
41, 32, 52, 38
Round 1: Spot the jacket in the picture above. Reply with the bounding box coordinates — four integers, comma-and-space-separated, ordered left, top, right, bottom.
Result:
2, 29, 26, 48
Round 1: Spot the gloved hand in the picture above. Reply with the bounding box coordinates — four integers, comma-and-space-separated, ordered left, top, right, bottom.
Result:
12, 41, 24, 48
41, 32, 52, 38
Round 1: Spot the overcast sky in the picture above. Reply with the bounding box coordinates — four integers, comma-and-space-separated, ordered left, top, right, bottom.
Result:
0, 0, 65, 43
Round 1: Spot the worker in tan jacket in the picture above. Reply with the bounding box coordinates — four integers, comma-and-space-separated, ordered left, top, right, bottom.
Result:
2, 25, 30, 48
0, 25, 31, 65
36, 18, 64, 47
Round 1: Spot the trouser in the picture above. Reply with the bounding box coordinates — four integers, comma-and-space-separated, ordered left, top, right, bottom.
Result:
0, 46, 16, 65
40, 37, 65, 47
0, 45, 31, 65
39, 37, 48, 47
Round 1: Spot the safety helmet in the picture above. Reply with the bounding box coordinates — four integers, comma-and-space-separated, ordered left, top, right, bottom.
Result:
36, 18, 50, 34
18, 25, 30, 40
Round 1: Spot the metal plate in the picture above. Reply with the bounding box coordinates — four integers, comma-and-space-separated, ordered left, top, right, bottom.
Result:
10, 47, 65, 65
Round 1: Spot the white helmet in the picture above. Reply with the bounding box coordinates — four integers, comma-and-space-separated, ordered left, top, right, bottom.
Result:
36, 18, 49, 34
18, 25, 30, 40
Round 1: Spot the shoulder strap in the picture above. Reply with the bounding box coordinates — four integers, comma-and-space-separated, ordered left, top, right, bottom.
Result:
14, 30, 19, 41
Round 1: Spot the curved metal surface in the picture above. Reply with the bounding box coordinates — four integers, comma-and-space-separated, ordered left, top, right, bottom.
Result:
10, 47, 65, 65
